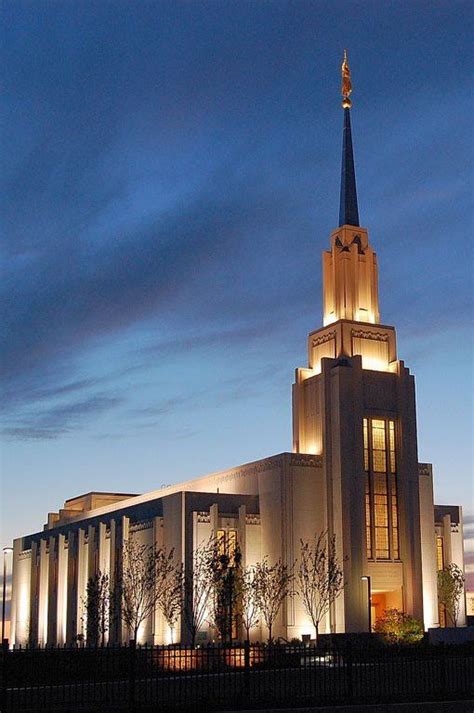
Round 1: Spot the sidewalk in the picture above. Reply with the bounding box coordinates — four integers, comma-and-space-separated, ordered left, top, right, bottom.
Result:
227, 701, 474, 713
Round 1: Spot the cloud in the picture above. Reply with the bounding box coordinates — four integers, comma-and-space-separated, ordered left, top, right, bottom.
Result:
3, 394, 123, 441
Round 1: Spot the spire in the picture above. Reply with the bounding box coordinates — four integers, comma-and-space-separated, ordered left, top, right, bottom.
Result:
338, 51, 360, 227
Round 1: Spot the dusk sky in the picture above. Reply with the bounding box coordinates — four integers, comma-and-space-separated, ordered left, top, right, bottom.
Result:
1, 2, 473, 585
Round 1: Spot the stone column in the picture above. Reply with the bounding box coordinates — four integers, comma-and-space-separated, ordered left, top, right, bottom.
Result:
56, 534, 68, 644
47, 535, 58, 645
98, 522, 107, 574
76, 529, 86, 640
9, 539, 23, 646
66, 530, 78, 644
238, 505, 247, 569
109, 516, 129, 643
153, 516, 164, 644
395, 363, 424, 623
210, 503, 219, 535
38, 539, 49, 645
29, 541, 39, 646
87, 525, 96, 581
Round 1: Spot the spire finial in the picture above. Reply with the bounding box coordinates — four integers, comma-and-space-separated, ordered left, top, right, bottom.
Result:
339, 50, 360, 227
341, 49, 352, 109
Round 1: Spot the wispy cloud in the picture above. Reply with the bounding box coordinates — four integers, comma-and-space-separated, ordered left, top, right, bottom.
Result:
3, 394, 124, 441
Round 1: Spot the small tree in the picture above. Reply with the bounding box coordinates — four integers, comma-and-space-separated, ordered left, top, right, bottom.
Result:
438, 563, 465, 627
183, 535, 216, 647
158, 564, 183, 644
298, 532, 345, 641
84, 571, 110, 646
374, 608, 424, 645
241, 566, 260, 642
119, 539, 177, 642
253, 557, 294, 643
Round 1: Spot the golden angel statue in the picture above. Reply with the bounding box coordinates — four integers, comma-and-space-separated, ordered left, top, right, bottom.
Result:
341, 49, 352, 108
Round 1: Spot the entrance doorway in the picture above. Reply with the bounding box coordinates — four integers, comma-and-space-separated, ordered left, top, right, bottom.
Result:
371, 589, 403, 628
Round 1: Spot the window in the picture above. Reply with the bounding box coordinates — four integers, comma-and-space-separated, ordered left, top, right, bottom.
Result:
374, 472, 389, 559
216, 529, 238, 563
363, 418, 369, 472
436, 536, 444, 571
365, 472, 372, 559
213, 528, 239, 640
371, 419, 386, 472
391, 476, 399, 559
389, 421, 396, 473
363, 418, 399, 561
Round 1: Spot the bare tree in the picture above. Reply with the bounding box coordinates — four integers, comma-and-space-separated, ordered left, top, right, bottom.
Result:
209, 536, 242, 643
298, 531, 345, 641
253, 558, 294, 643
183, 535, 216, 647
240, 566, 260, 642
437, 563, 465, 627
158, 564, 183, 643
84, 571, 110, 646
118, 538, 177, 642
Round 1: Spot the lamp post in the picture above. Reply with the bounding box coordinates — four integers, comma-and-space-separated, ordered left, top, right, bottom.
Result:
361, 575, 372, 633
2, 546, 13, 643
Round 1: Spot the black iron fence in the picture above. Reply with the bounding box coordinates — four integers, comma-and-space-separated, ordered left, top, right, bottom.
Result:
1, 639, 473, 712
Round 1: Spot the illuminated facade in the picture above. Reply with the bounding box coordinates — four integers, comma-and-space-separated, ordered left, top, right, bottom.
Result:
9, 56, 466, 646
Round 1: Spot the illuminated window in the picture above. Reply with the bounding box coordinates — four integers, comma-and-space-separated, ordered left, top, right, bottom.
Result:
391, 476, 399, 559
216, 529, 238, 563
213, 528, 239, 641
227, 530, 237, 560
374, 473, 389, 559
365, 473, 372, 559
216, 530, 226, 558
389, 421, 396, 473
363, 418, 369, 471
436, 536, 444, 572
363, 417, 399, 561
371, 420, 386, 472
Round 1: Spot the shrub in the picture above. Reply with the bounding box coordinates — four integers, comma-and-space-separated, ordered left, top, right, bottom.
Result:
374, 608, 424, 645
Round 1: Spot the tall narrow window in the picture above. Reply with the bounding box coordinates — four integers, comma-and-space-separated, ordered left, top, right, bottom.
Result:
374, 472, 389, 559
391, 476, 399, 559
436, 536, 444, 571
365, 473, 372, 559
371, 419, 386, 472
216, 529, 226, 557
227, 530, 237, 560
363, 417, 399, 561
389, 421, 396, 473
363, 418, 369, 472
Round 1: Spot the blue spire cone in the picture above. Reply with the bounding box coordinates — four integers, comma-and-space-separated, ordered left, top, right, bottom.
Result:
339, 108, 360, 227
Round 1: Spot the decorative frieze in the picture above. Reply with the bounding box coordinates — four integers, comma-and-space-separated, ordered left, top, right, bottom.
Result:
351, 329, 388, 342
196, 512, 211, 523
311, 331, 336, 348
289, 454, 323, 468
129, 519, 153, 533
418, 463, 431, 476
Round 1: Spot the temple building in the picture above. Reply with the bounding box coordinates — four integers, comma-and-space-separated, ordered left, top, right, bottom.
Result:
9, 54, 466, 646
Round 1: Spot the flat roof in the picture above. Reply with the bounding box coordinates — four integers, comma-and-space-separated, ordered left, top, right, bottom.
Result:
65, 491, 140, 503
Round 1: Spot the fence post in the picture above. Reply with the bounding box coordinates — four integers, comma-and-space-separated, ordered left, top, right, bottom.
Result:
1, 639, 9, 713
243, 639, 250, 699
129, 639, 137, 711
346, 640, 353, 701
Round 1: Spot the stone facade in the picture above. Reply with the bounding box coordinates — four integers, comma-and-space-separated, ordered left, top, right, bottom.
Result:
9, 83, 467, 647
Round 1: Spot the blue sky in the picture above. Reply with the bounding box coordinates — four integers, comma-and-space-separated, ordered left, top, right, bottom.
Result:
1, 1, 472, 583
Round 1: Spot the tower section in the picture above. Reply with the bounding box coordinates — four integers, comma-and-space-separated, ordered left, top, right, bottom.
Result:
292, 53, 424, 632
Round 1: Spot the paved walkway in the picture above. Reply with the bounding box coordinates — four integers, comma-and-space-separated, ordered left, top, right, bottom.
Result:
227, 701, 474, 713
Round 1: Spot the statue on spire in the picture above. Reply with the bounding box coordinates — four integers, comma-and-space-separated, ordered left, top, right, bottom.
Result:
341, 49, 352, 109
